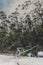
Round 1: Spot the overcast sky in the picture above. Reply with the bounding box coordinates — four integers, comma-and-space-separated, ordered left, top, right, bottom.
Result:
0, 0, 17, 9
0, 0, 12, 10
0, 0, 16, 15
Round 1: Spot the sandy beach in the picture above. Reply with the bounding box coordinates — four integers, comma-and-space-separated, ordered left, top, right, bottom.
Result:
0, 54, 43, 65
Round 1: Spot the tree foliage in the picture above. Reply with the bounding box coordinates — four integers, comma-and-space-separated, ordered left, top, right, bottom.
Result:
0, 1, 43, 54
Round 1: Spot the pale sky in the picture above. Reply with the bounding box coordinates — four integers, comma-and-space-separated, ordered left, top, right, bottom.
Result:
0, 0, 16, 14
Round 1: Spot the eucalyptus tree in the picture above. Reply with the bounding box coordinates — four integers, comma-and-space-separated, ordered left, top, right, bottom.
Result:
0, 11, 11, 52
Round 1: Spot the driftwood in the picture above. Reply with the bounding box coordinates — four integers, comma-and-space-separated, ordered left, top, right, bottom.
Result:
15, 45, 38, 57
